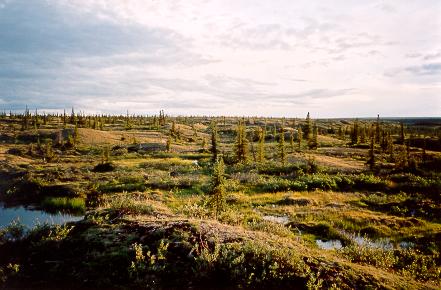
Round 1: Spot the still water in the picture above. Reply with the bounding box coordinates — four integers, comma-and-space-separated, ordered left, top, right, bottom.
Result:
0, 203, 83, 229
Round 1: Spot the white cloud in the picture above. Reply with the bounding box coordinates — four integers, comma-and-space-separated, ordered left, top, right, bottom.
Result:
0, 0, 440, 117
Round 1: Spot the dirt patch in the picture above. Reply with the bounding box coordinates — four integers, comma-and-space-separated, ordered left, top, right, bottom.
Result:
312, 154, 365, 172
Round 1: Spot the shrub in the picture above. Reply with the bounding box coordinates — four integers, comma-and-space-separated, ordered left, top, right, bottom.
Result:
93, 162, 116, 172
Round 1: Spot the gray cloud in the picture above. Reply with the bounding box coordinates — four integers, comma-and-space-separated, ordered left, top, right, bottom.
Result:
0, 0, 439, 117
405, 63, 441, 76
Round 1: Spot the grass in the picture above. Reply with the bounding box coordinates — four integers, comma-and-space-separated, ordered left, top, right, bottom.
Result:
41, 197, 85, 214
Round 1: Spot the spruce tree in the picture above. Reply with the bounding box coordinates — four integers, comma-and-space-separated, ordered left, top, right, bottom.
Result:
45, 140, 54, 162
366, 136, 375, 171
422, 136, 427, 164
400, 122, 405, 145
257, 127, 265, 162
278, 128, 286, 165
210, 122, 219, 162
350, 119, 359, 145
201, 137, 207, 152
166, 135, 172, 152
73, 123, 79, 146
102, 146, 110, 164
375, 114, 380, 144
235, 121, 248, 163
297, 127, 303, 150
360, 125, 366, 143
308, 124, 318, 149
70, 107, 75, 124
290, 130, 295, 152
208, 157, 226, 219
304, 112, 312, 140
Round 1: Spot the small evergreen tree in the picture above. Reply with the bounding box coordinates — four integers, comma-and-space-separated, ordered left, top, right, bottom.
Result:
297, 127, 303, 150
201, 137, 207, 152
375, 114, 381, 144
102, 146, 110, 164
45, 140, 54, 162
399, 122, 405, 145
360, 125, 366, 143
234, 121, 248, 163
210, 122, 219, 162
257, 127, 265, 162
366, 136, 375, 171
290, 130, 294, 152
304, 112, 312, 140
308, 124, 318, 149
73, 123, 79, 146
350, 119, 359, 145
278, 128, 286, 165
166, 136, 172, 152
208, 157, 226, 219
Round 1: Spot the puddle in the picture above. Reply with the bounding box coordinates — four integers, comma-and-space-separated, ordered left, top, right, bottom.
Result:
316, 233, 414, 251
316, 239, 343, 250
353, 235, 393, 250
0, 203, 83, 229
262, 215, 289, 225
399, 241, 415, 249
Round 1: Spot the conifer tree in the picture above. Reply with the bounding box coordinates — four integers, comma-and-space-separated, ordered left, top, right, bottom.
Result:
360, 125, 366, 143
208, 157, 226, 219
257, 127, 265, 162
337, 126, 343, 139
308, 124, 318, 149
210, 122, 219, 162
73, 123, 79, 143
45, 140, 54, 162
304, 112, 312, 140
34, 108, 39, 129
201, 137, 207, 152
366, 136, 375, 171
273, 125, 277, 141
278, 128, 286, 165
171, 121, 176, 135
22, 107, 29, 131
102, 146, 110, 164
290, 130, 295, 152
297, 127, 303, 150
400, 122, 405, 145
350, 119, 359, 145
386, 131, 394, 154
375, 114, 381, 144
234, 121, 248, 163
70, 107, 75, 124
166, 135, 172, 152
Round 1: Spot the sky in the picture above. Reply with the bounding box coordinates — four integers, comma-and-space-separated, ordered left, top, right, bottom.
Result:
0, 0, 440, 117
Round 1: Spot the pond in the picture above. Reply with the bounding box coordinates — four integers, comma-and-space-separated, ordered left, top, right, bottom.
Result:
0, 203, 83, 229
316, 233, 415, 250
262, 215, 290, 225
316, 239, 343, 250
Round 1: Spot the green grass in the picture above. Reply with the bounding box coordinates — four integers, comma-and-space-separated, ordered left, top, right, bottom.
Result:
41, 197, 85, 214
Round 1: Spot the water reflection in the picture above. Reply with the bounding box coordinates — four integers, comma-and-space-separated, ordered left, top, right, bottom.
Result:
0, 203, 83, 229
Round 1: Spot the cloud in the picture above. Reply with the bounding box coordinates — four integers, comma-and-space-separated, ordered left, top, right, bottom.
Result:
405, 63, 441, 76
0, 0, 440, 117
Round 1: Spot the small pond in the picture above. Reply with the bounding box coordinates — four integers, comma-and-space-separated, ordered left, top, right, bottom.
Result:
0, 203, 83, 229
316, 233, 415, 250
262, 215, 290, 225
316, 239, 343, 250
